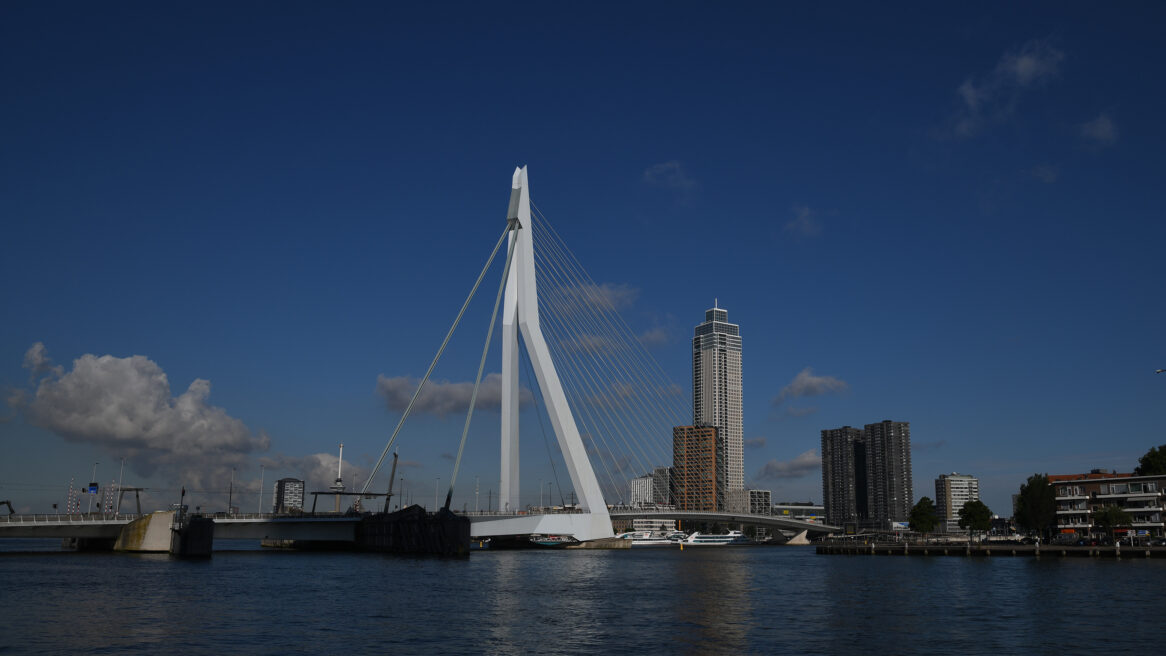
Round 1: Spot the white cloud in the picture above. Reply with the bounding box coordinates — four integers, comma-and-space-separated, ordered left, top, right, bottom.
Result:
756, 450, 820, 480
1031, 165, 1058, 183
744, 437, 767, 448
547, 282, 639, 314
1000, 40, 1065, 86
376, 372, 532, 418
643, 160, 696, 190
783, 205, 822, 238
15, 344, 269, 490
637, 327, 670, 347
558, 334, 617, 355
1080, 113, 1118, 145
951, 38, 1064, 137
22, 342, 61, 380
773, 367, 849, 405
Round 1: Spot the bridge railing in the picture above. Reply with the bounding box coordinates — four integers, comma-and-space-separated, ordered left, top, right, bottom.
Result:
456, 508, 587, 517
0, 513, 142, 524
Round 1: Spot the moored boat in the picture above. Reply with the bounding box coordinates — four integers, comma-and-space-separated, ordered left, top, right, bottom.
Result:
616, 530, 680, 547
682, 530, 752, 546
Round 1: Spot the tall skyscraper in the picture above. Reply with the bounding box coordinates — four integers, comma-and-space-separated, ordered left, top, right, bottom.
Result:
820, 420, 913, 528
935, 472, 980, 532
672, 425, 718, 511
693, 302, 742, 509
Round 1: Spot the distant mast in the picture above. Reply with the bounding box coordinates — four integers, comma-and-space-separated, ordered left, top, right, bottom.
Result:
332, 443, 345, 512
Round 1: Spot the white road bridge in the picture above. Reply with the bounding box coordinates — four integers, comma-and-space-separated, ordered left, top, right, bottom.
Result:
0, 509, 838, 542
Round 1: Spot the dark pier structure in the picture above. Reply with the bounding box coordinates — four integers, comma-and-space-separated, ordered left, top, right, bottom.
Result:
356, 506, 470, 557
817, 542, 1166, 558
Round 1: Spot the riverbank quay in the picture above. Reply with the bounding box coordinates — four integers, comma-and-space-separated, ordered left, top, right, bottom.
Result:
816, 541, 1166, 558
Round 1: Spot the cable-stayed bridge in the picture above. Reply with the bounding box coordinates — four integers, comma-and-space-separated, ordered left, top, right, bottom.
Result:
1, 167, 838, 550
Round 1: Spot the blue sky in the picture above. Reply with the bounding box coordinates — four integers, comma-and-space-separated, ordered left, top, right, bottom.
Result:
2, 2, 1164, 516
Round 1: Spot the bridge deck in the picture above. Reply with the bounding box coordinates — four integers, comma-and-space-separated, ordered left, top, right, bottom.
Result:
0, 509, 837, 541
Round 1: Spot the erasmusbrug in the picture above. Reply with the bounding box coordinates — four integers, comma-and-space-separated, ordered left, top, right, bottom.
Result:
359, 166, 692, 542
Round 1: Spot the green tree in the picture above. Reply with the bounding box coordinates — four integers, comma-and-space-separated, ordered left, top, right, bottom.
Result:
909, 497, 939, 533
1014, 474, 1057, 538
1134, 444, 1166, 476
958, 499, 993, 537
1092, 504, 1132, 542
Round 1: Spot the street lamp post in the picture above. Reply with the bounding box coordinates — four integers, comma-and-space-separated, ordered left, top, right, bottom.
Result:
115, 457, 125, 516
87, 462, 98, 514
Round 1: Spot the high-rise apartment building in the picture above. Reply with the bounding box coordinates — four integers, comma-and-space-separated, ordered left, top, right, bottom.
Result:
693, 303, 742, 509
865, 420, 913, 525
820, 421, 913, 528
821, 426, 867, 526
935, 472, 980, 532
273, 478, 305, 513
672, 425, 718, 511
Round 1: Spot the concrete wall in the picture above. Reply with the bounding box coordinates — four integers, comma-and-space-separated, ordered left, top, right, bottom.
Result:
113, 511, 175, 552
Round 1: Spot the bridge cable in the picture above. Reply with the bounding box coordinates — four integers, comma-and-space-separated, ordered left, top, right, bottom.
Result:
534, 257, 657, 491
533, 206, 688, 454
533, 236, 661, 501
444, 230, 518, 510
532, 211, 675, 477
362, 224, 514, 494
528, 215, 629, 502
533, 240, 646, 499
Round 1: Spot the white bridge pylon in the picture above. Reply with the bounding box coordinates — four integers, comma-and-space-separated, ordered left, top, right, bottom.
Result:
481, 166, 613, 542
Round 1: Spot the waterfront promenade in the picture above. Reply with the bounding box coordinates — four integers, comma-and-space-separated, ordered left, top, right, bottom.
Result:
818, 539, 1166, 558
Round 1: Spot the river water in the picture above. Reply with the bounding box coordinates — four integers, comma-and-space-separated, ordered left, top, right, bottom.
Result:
1, 540, 1162, 654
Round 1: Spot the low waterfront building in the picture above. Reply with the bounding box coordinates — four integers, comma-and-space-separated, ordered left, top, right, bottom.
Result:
935, 472, 980, 533
1050, 470, 1165, 539
273, 478, 305, 513
773, 502, 825, 522
630, 475, 653, 506
651, 466, 672, 506
632, 517, 677, 533
726, 489, 772, 515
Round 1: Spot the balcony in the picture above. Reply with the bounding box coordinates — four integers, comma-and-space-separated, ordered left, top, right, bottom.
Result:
1056, 508, 1090, 514
1055, 494, 1088, 501
1095, 492, 1160, 500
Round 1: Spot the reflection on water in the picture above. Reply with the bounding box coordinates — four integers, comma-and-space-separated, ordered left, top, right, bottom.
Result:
2, 542, 1165, 654
671, 549, 751, 653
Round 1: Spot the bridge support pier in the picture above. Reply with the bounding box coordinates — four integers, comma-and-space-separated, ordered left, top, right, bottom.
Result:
113, 510, 214, 557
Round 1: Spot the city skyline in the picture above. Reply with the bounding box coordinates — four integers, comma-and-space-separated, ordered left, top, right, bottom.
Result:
2, 4, 1165, 517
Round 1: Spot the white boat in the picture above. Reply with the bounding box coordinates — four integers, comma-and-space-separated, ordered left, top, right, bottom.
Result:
682, 530, 752, 546
617, 530, 679, 547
